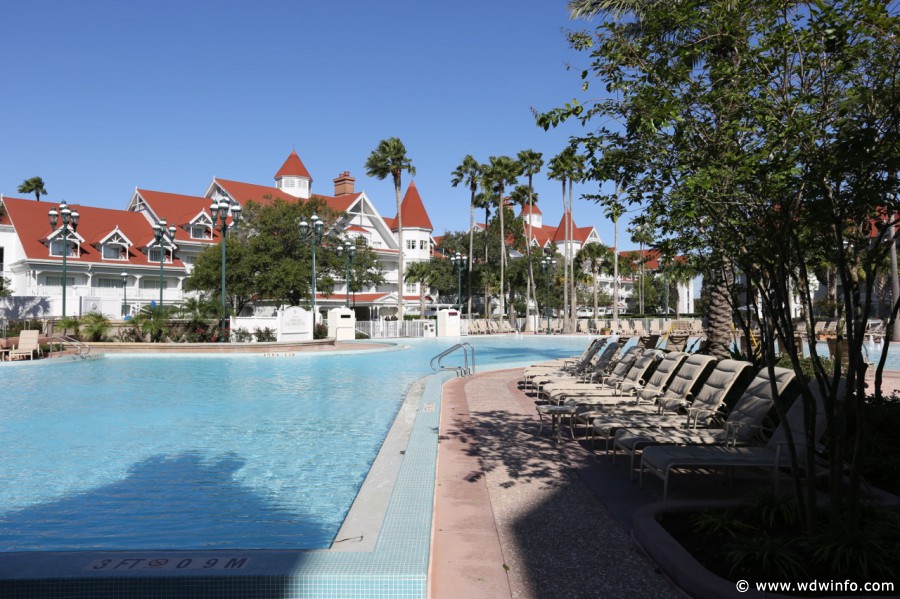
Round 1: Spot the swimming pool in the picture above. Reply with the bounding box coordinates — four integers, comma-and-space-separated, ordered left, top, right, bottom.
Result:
0, 336, 590, 553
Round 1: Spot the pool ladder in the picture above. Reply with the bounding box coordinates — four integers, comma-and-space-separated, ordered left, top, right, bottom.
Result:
430, 343, 475, 377
49, 335, 91, 359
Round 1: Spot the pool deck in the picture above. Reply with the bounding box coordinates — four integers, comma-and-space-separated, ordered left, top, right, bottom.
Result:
430, 366, 900, 598
431, 368, 681, 598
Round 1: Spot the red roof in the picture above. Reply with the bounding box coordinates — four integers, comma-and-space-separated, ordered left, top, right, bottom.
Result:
521, 203, 542, 215
394, 181, 433, 231
136, 189, 221, 243
215, 178, 360, 213
274, 151, 312, 181
3, 196, 185, 268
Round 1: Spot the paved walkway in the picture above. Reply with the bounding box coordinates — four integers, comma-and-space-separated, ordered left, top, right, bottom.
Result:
430, 369, 681, 598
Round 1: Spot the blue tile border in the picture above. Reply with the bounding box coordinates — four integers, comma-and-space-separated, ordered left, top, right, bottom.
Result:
0, 370, 453, 599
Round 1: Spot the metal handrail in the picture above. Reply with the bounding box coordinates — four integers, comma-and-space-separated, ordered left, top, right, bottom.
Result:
430, 342, 475, 377
49, 335, 91, 358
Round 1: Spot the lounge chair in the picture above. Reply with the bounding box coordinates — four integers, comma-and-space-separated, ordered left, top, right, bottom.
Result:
613, 366, 797, 476
534, 343, 627, 398
639, 377, 839, 499
523, 339, 609, 388
9, 330, 41, 360
546, 349, 663, 403
587, 358, 751, 449
555, 351, 689, 406
525, 337, 604, 372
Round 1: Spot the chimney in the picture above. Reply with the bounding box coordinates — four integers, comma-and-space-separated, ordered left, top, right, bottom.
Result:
333, 171, 355, 196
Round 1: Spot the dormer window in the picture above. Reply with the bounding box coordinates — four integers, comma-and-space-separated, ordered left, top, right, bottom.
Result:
96, 228, 133, 262
50, 239, 78, 257
190, 225, 212, 239
148, 248, 172, 264
102, 244, 128, 260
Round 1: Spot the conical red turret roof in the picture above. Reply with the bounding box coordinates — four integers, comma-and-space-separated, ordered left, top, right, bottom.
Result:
395, 180, 433, 230
274, 150, 312, 182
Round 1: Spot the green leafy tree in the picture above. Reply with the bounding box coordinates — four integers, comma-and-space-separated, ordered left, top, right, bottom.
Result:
404, 260, 433, 318
365, 138, 415, 320
18, 176, 47, 202
544, 0, 900, 538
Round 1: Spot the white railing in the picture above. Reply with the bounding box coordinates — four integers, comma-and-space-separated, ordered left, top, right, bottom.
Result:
355, 320, 431, 339
30, 285, 183, 301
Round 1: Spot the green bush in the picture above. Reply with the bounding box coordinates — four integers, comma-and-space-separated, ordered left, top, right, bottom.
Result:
254, 327, 277, 342
80, 312, 111, 342
232, 328, 253, 342
313, 324, 328, 339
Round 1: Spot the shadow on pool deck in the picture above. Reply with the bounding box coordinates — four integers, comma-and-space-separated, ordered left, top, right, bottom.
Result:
432, 369, 683, 598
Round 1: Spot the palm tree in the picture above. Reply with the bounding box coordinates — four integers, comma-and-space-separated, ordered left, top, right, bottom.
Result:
518, 149, 544, 328
80, 312, 111, 342
365, 138, 415, 321
629, 222, 654, 314
486, 156, 522, 324
451, 155, 482, 319
547, 148, 579, 332
576, 243, 614, 319
18, 177, 47, 202
404, 260, 433, 319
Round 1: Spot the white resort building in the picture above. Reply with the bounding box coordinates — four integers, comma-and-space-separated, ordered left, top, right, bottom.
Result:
0, 151, 693, 322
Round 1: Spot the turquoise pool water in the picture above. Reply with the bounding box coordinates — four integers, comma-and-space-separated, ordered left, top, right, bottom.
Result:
0, 336, 590, 553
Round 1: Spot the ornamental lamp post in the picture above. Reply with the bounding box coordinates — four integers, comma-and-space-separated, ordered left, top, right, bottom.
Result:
542, 255, 557, 335
47, 200, 80, 318
336, 240, 357, 308
120, 272, 128, 318
300, 213, 325, 321
210, 197, 242, 340
152, 219, 177, 309
450, 252, 467, 307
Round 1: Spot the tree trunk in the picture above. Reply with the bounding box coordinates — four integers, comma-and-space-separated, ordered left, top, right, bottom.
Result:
706, 262, 734, 360
468, 191, 475, 320
568, 179, 577, 333
395, 178, 405, 321
499, 192, 506, 325
561, 180, 569, 333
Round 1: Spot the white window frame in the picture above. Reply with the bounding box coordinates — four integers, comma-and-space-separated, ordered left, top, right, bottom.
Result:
190, 225, 211, 240
148, 248, 172, 264
102, 243, 128, 260
50, 239, 78, 257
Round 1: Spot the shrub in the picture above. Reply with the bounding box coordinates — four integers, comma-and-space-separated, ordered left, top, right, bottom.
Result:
80, 312, 111, 342
254, 327, 277, 342
232, 328, 253, 343
313, 324, 328, 339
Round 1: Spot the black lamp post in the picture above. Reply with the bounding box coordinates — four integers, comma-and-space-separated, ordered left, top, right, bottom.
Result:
47, 200, 80, 318
450, 252, 467, 306
152, 219, 177, 309
300, 213, 325, 318
542, 255, 557, 335
210, 197, 242, 340
336, 240, 357, 308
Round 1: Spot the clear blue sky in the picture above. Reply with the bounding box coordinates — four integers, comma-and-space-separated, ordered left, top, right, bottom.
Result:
0, 0, 641, 250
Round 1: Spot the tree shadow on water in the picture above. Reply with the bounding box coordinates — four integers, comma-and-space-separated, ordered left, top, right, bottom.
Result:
0, 451, 330, 551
